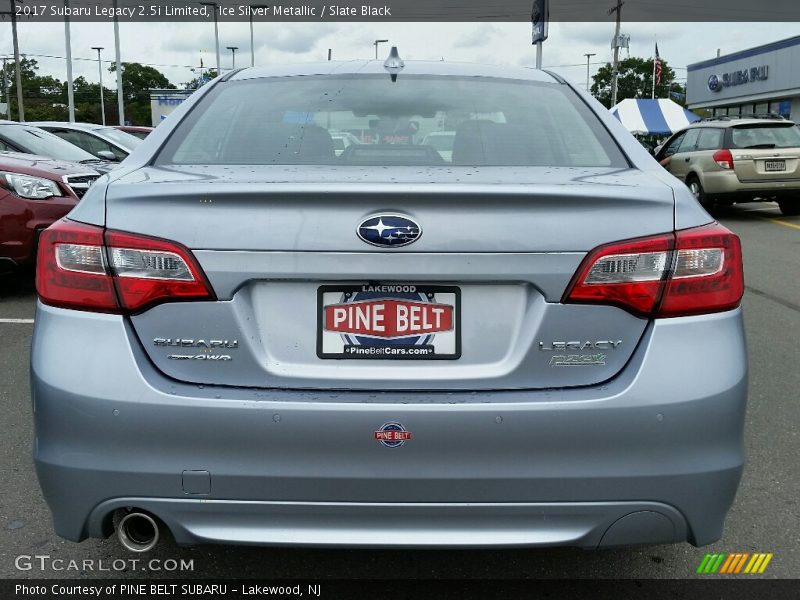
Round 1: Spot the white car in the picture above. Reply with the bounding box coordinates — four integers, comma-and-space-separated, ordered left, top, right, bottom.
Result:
421, 131, 456, 162
29, 122, 142, 162
330, 131, 361, 157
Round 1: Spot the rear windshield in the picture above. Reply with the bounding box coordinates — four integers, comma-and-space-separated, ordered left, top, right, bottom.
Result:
158, 75, 625, 167
730, 124, 800, 149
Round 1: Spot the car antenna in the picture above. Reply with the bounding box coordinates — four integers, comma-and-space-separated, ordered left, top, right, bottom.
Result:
383, 46, 405, 82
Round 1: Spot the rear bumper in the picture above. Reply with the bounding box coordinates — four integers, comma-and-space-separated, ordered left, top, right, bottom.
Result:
84, 498, 689, 549
701, 170, 800, 198
31, 303, 748, 548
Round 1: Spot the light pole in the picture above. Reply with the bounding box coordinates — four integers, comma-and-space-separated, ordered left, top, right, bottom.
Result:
113, 0, 124, 125
64, 0, 75, 123
373, 39, 388, 60
584, 53, 596, 93
9, 0, 24, 121
92, 46, 106, 125
227, 46, 238, 70
200, 2, 220, 75
249, 4, 269, 67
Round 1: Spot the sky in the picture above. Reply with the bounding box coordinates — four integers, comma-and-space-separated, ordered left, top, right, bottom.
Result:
2, 20, 800, 92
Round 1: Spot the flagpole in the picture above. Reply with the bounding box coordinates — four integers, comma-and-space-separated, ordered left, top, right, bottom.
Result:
652, 40, 657, 99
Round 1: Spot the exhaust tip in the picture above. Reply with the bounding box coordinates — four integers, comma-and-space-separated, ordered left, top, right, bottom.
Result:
116, 511, 160, 553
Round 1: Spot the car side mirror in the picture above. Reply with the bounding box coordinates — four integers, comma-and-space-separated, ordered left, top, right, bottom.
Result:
96, 150, 119, 161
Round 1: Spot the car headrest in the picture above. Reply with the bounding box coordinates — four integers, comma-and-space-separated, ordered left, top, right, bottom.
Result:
225, 121, 334, 163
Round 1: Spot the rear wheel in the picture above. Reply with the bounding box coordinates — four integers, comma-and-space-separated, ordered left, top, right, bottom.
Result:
777, 200, 800, 216
686, 176, 712, 210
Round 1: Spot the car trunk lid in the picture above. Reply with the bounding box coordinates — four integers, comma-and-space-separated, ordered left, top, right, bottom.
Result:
107, 165, 675, 391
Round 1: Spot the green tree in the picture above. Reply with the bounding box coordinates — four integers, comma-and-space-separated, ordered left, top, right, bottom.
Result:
183, 69, 218, 90
3, 58, 68, 121
591, 56, 677, 108
109, 62, 175, 125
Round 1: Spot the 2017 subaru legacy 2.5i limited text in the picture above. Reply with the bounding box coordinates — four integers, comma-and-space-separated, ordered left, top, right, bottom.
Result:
31, 58, 746, 552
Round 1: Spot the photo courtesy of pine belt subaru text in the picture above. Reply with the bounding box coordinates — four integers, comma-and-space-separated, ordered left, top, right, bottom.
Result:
31, 54, 747, 552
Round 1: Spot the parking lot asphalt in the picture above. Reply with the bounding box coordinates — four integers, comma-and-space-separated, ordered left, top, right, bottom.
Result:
0, 202, 798, 580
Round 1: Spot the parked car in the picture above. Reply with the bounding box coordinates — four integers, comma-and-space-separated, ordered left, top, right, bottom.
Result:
655, 114, 800, 215
330, 131, 360, 156
29, 122, 142, 162
421, 130, 456, 162
0, 121, 115, 174
0, 152, 99, 270
33, 60, 746, 553
113, 125, 154, 140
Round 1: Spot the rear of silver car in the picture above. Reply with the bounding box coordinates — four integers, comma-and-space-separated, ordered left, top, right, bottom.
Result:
31, 63, 747, 549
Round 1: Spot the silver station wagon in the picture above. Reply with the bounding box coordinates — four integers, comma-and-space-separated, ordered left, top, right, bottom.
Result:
32, 56, 747, 552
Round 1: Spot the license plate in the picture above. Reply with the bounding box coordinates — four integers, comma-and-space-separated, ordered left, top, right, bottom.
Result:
765, 160, 786, 172
317, 284, 461, 360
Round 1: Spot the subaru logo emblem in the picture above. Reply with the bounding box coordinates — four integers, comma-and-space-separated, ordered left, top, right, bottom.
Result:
374, 422, 412, 448
357, 214, 422, 248
708, 74, 721, 93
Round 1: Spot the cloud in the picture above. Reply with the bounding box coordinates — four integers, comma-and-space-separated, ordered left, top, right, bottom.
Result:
453, 24, 500, 48
266, 23, 339, 54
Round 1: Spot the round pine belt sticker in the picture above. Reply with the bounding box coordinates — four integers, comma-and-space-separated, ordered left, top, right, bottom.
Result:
374, 422, 412, 448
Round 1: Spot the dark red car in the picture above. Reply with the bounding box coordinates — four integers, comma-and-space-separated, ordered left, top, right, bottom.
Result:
112, 125, 153, 140
0, 152, 100, 269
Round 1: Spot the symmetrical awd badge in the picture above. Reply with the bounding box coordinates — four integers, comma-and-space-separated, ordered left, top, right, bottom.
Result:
357, 214, 421, 248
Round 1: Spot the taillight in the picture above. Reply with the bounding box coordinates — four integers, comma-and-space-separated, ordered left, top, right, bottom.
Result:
37, 219, 215, 313
37, 220, 118, 312
564, 223, 743, 318
713, 149, 734, 170
658, 223, 743, 317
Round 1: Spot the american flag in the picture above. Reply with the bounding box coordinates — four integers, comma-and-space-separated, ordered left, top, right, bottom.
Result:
654, 44, 662, 86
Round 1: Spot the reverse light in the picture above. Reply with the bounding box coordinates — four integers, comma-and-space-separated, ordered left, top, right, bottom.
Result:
37, 219, 215, 313
564, 223, 743, 318
712, 149, 734, 170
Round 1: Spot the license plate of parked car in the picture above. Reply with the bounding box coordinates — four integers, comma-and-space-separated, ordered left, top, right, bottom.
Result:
764, 160, 786, 172
317, 284, 460, 359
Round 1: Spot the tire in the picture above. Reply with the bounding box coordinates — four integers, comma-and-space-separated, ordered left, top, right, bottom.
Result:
777, 200, 800, 216
686, 176, 712, 210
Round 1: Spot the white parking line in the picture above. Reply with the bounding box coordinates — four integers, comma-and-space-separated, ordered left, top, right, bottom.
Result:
0, 318, 34, 324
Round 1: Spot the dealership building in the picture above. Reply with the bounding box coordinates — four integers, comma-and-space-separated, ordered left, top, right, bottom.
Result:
686, 35, 800, 119
149, 89, 194, 126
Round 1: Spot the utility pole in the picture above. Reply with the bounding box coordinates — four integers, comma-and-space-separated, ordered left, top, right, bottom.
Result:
92, 46, 105, 125
64, 0, 75, 123
10, 0, 24, 121
1, 57, 8, 119
113, 0, 125, 125
249, 4, 269, 67
584, 53, 596, 93
609, 0, 623, 107
200, 3, 220, 73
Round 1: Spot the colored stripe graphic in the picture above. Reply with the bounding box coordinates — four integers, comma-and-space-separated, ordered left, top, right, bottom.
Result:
697, 552, 773, 574
732, 553, 749, 573
759, 554, 774, 573
719, 553, 736, 573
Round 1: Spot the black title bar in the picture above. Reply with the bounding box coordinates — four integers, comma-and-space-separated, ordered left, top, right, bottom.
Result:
9, 0, 800, 22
